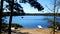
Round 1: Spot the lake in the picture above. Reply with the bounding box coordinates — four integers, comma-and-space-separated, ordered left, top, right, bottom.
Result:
4, 16, 60, 28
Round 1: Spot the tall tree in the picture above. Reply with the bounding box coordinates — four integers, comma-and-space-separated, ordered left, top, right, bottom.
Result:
8, 0, 14, 34
0, 0, 3, 34
45, 0, 60, 34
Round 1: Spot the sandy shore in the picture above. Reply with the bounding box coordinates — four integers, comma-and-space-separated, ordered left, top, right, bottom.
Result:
16, 28, 60, 34
2, 28, 60, 34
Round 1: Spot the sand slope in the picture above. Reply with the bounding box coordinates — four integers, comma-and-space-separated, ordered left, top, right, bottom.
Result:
16, 28, 60, 34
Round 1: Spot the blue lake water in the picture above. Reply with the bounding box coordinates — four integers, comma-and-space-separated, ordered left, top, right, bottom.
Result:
5, 16, 60, 28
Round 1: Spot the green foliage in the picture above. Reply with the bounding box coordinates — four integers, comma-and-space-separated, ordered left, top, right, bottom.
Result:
4, 0, 44, 12
2, 23, 23, 29
2, 23, 8, 28
47, 18, 60, 30
11, 23, 23, 28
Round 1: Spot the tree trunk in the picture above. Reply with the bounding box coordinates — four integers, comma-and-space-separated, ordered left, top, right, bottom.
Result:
0, 0, 3, 34
8, 0, 14, 34
53, 0, 56, 34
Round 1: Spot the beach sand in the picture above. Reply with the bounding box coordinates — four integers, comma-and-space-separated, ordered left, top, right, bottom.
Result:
2, 28, 60, 34
17, 28, 60, 34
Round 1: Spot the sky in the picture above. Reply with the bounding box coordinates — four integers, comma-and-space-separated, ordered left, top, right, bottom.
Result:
3, 0, 60, 13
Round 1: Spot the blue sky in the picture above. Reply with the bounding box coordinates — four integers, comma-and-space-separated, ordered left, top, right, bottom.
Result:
3, 0, 60, 13
18, 0, 54, 13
